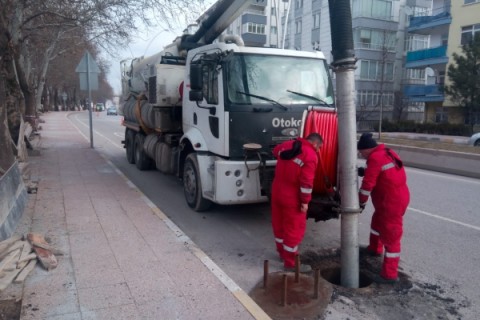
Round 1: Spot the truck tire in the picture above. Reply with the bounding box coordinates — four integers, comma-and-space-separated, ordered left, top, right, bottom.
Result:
126, 129, 136, 164
183, 153, 212, 211
134, 134, 153, 170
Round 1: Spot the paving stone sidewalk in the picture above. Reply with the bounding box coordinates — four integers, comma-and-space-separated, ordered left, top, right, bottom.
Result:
5, 112, 263, 320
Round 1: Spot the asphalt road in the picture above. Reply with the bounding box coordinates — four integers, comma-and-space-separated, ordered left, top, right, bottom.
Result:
68, 110, 480, 319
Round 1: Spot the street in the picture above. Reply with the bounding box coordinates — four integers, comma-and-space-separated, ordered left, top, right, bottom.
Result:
68, 110, 480, 318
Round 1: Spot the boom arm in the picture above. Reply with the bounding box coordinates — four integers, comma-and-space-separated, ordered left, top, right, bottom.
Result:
182, 0, 253, 46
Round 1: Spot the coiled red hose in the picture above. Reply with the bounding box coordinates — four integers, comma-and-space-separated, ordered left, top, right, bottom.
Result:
303, 109, 338, 195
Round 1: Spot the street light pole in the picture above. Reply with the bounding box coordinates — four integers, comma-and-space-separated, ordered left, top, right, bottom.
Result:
329, 0, 360, 288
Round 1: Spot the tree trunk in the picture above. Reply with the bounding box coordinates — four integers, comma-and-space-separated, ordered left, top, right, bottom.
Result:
0, 71, 15, 175
15, 53, 36, 129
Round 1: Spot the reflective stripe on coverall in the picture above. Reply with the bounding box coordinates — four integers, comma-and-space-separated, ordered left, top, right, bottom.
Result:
271, 138, 318, 268
359, 144, 410, 279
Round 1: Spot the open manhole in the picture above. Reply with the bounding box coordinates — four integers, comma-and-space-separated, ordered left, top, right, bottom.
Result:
0, 299, 21, 320
250, 271, 332, 320
321, 267, 373, 288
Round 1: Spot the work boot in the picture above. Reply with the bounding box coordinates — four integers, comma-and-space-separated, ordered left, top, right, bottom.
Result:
372, 274, 398, 284
284, 264, 312, 273
359, 246, 382, 257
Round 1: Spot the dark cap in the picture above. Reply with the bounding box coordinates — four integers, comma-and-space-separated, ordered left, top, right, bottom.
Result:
357, 133, 378, 150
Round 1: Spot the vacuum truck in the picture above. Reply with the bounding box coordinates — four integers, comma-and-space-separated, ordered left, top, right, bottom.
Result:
119, 0, 339, 215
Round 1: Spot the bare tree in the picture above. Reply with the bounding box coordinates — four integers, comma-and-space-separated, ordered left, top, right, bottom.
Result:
0, 0, 211, 175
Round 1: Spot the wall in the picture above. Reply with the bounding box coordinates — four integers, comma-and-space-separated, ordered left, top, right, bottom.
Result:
0, 162, 27, 240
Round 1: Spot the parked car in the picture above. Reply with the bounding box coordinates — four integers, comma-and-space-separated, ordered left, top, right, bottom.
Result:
95, 103, 105, 111
107, 106, 118, 115
468, 132, 480, 147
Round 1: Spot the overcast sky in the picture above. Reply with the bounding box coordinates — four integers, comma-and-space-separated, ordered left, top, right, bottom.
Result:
105, 27, 178, 96
105, 0, 217, 96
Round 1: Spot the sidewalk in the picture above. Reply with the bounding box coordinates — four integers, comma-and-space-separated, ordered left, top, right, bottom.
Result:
9, 112, 267, 319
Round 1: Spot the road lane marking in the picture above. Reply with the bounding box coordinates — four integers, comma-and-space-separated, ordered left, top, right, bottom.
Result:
72, 113, 123, 150
409, 207, 480, 232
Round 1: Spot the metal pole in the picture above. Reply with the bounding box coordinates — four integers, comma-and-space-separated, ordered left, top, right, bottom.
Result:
328, 0, 359, 288
336, 64, 359, 288
313, 269, 320, 299
87, 53, 94, 148
263, 260, 269, 289
281, 274, 288, 307
282, 0, 292, 49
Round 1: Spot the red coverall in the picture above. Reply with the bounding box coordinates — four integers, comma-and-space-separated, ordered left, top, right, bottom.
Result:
359, 144, 410, 279
271, 138, 318, 268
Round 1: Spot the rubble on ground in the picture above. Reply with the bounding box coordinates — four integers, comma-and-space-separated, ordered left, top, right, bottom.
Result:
0, 233, 59, 292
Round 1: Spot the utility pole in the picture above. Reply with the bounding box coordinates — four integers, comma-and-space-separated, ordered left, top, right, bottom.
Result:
328, 0, 360, 288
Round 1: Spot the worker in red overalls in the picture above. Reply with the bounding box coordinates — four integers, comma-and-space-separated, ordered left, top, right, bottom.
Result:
271, 133, 323, 272
357, 133, 410, 283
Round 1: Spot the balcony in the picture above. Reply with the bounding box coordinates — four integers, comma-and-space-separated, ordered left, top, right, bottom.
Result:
408, 10, 451, 34
241, 33, 267, 47
405, 46, 448, 68
403, 84, 444, 103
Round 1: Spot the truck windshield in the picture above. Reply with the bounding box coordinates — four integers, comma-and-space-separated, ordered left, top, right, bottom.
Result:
225, 53, 334, 106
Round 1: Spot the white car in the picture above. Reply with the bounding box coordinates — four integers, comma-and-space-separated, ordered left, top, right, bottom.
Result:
468, 132, 480, 147
107, 106, 118, 115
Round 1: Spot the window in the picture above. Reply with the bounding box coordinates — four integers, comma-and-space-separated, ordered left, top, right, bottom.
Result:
352, 0, 392, 20
435, 107, 448, 123
313, 13, 320, 29
295, 20, 302, 34
405, 34, 429, 51
357, 28, 396, 50
464, 0, 480, 4
244, 23, 265, 34
411, 6, 430, 17
406, 68, 425, 80
202, 62, 218, 105
225, 54, 334, 106
271, 7, 276, 15
357, 90, 394, 107
461, 24, 480, 45
295, 0, 303, 9
359, 60, 394, 81
438, 71, 445, 85
441, 34, 448, 46
271, 26, 277, 35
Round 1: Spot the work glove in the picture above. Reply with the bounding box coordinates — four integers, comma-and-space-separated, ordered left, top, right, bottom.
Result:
357, 167, 365, 177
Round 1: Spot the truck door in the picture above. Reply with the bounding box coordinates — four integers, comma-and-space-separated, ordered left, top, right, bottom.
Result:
192, 59, 226, 156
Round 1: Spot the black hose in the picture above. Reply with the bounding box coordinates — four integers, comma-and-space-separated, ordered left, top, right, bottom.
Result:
328, 0, 355, 66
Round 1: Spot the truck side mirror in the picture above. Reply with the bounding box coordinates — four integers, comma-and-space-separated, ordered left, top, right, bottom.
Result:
190, 63, 203, 91
189, 90, 203, 102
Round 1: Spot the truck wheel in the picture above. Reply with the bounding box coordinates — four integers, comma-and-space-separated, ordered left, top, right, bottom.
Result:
183, 153, 212, 211
126, 129, 136, 164
134, 134, 153, 170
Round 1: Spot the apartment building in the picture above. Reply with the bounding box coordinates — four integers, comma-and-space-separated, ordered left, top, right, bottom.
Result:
404, 0, 480, 124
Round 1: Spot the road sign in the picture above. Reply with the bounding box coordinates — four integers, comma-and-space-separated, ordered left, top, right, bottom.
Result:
76, 52, 100, 90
